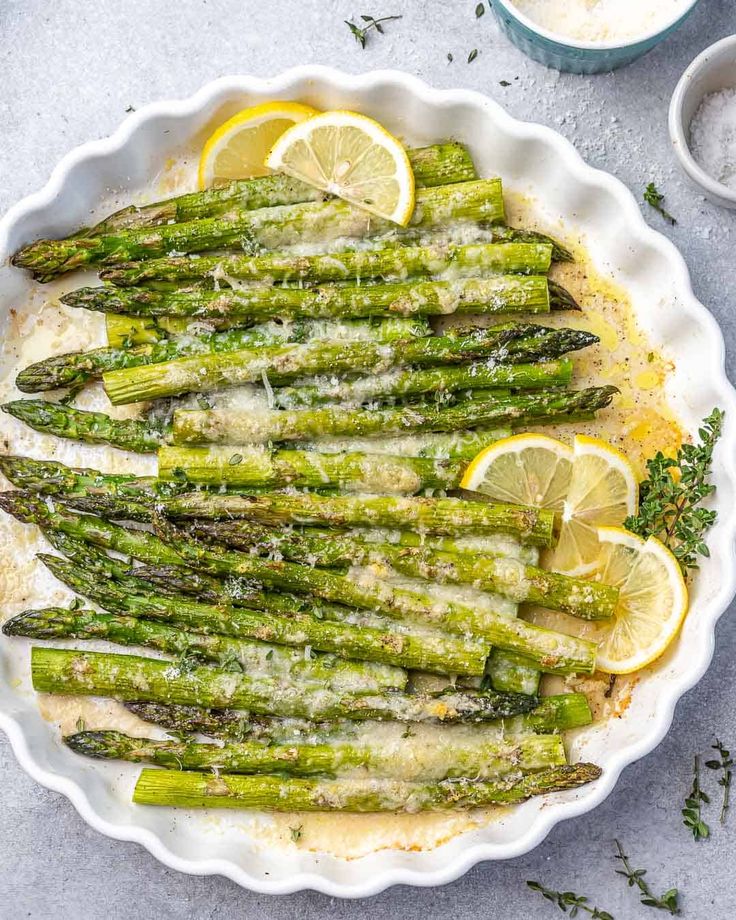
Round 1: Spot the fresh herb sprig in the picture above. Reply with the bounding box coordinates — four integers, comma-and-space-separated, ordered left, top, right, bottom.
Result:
705, 739, 733, 824
526, 881, 614, 919
644, 182, 677, 225
625, 408, 723, 575
614, 840, 680, 914
682, 754, 711, 840
345, 14, 402, 48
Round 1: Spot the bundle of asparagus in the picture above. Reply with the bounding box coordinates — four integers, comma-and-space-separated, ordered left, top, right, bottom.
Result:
1, 138, 609, 814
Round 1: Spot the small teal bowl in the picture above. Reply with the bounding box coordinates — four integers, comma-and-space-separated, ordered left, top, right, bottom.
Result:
489, 0, 701, 74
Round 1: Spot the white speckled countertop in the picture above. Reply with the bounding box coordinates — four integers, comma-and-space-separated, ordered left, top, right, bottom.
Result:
1, 0, 735, 915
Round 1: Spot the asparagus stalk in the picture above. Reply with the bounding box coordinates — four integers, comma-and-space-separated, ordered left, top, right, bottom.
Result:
90, 144, 477, 233
12, 179, 506, 280
183, 519, 618, 620
102, 323, 593, 405
2, 401, 165, 453
0, 492, 183, 565
0, 449, 464, 503
65, 727, 565, 781
273, 359, 574, 408
62, 273, 567, 325
486, 651, 541, 696
148, 519, 596, 673
295, 428, 512, 460
16, 316, 432, 393
171, 387, 618, 445
163, 488, 555, 543
0, 456, 189, 521
131, 763, 602, 812
123, 691, 593, 742
106, 315, 163, 347
159, 445, 466, 493
38, 556, 491, 677
3, 607, 408, 692
30, 647, 538, 723
100, 240, 555, 288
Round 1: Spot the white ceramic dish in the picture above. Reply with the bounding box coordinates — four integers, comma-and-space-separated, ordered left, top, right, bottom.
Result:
669, 34, 736, 209
1, 67, 736, 897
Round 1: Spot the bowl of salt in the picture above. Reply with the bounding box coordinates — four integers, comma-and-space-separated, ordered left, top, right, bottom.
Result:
670, 34, 736, 209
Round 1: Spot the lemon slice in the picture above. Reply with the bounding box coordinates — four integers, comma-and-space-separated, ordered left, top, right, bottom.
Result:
265, 110, 415, 225
460, 433, 573, 511
588, 526, 688, 673
549, 435, 638, 577
198, 101, 318, 189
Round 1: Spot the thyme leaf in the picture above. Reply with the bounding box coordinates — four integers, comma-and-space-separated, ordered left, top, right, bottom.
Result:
624, 408, 723, 575
527, 881, 614, 918
644, 182, 676, 225
705, 738, 733, 824
344, 14, 402, 48
614, 840, 680, 914
682, 754, 710, 840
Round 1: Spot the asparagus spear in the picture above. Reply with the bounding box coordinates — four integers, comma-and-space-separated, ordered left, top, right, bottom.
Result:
65, 727, 565, 781
273, 359, 574, 408
38, 556, 491, 677
147, 519, 596, 673
16, 316, 432, 393
2, 401, 165, 453
101, 239, 555, 288
183, 519, 618, 620
131, 763, 602, 812
3, 607, 408, 692
12, 179, 506, 281
172, 387, 618, 445
102, 323, 593, 405
0, 492, 183, 565
0, 456, 190, 521
295, 428, 512, 460
158, 446, 465, 493
486, 650, 541, 696
162, 488, 556, 543
30, 647, 538, 723
90, 144, 477, 233
123, 691, 593, 742
62, 272, 567, 324
0, 449, 464, 502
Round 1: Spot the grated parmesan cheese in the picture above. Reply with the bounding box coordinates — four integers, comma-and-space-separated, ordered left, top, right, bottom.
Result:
510, 0, 690, 43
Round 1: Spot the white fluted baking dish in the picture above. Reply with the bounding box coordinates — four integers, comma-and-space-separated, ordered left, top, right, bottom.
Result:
0, 67, 735, 897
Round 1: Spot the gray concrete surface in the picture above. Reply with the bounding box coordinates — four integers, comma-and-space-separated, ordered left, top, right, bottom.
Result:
1, 1, 735, 916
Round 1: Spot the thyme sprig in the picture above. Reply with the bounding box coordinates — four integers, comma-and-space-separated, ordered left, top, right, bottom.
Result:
526, 881, 614, 918
625, 408, 723, 575
705, 738, 733, 824
682, 754, 710, 840
345, 14, 402, 48
644, 182, 677, 225
613, 840, 680, 914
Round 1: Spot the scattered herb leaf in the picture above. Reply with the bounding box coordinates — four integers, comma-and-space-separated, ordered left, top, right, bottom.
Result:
614, 840, 680, 914
705, 738, 733, 824
475, 2, 485, 17
290, 824, 303, 842
625, 408, 723, 575
68, 597, 84, 611
500, 79, 511, 86
75, 716, 86, 733
527, 881, 614, 918
644, 182, 676, 225
228, 453, 243, 466
344, 14, 402, 48
170, 466, 188, 482
125, 104, 136, 113
683, 754, 710, 840
447, 52, 454, 62
467, 48, 479, 63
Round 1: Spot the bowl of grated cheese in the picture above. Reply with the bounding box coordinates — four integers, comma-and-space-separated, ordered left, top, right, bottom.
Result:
489, 0, 701, 74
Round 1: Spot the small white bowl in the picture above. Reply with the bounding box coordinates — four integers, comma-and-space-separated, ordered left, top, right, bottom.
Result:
669, 34, 736, 209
